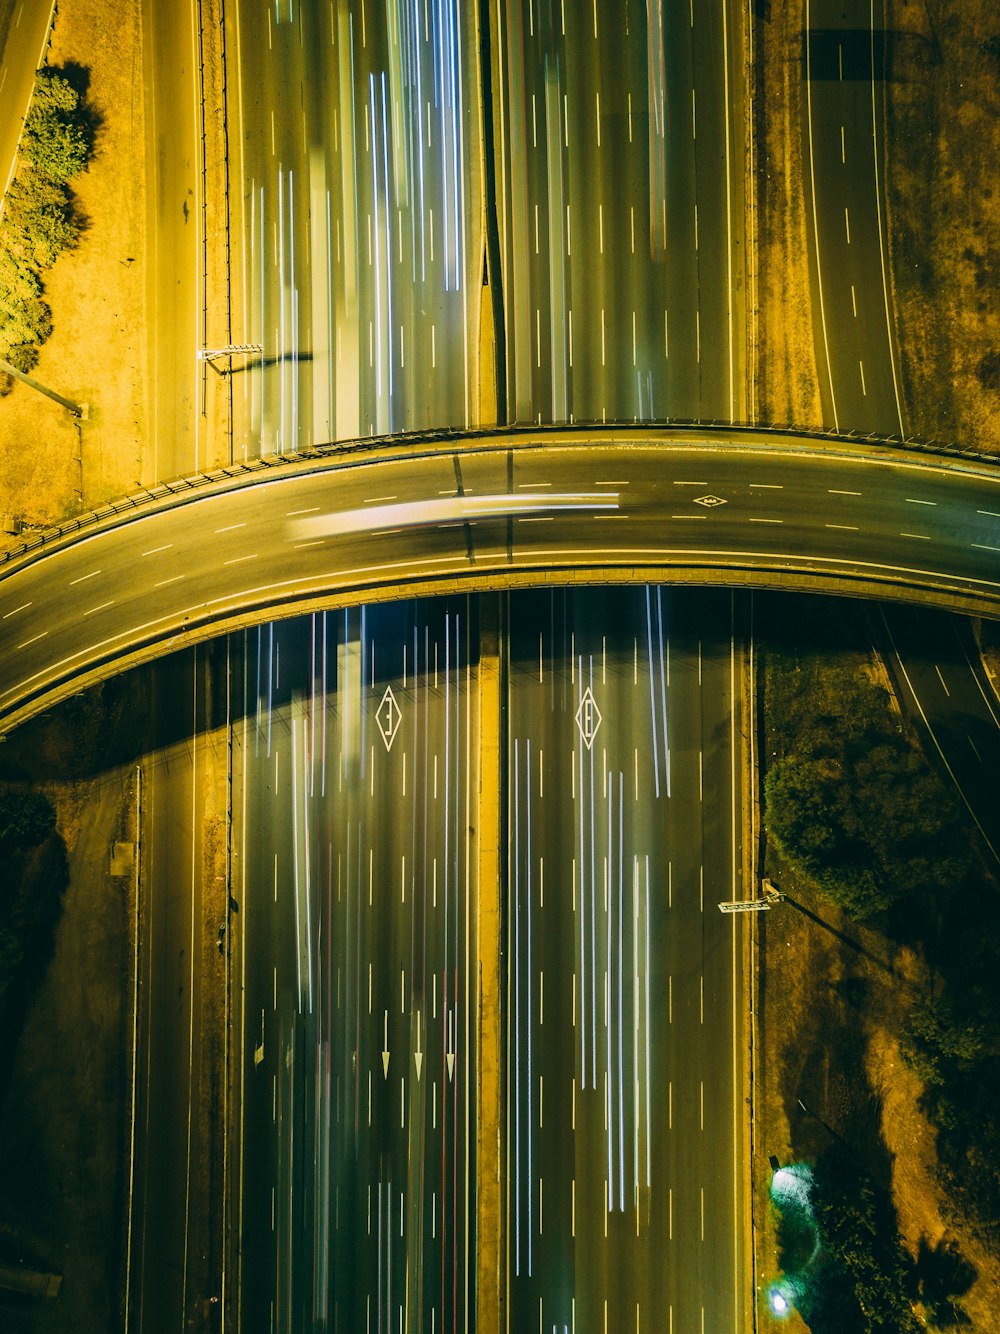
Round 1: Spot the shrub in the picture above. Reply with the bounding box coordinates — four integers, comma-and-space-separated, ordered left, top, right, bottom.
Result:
0, 67, 92, 371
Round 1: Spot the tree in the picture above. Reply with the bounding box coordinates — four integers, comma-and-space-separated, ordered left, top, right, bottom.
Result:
0, 790, 57, 850
765, 757, 842, 870
4, 173, 81, 268
810, 1145, 922, 1333
19, 71, 90, 184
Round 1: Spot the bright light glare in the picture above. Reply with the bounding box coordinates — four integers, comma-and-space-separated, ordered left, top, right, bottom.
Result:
289, 492, 619, 541
767, 1282, 792, 1319
770, 1161, 815, 1209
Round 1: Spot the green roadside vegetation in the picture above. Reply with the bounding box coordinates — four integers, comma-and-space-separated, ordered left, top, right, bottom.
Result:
0, 67, 95, 389
759, 594, 998, 1328
887, 1, 1000, 452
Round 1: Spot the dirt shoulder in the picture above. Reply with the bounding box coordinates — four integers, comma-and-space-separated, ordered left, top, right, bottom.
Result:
0, 760, 135, 1332
0, 0, 147, 540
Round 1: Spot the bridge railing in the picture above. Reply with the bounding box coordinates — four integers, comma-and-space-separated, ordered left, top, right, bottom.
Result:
1, 419, 996, 571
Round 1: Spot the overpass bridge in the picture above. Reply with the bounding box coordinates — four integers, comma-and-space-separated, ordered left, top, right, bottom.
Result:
2, 423, 999, 734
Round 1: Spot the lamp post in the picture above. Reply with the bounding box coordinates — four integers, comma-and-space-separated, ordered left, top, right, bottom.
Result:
0, 356, 87, 418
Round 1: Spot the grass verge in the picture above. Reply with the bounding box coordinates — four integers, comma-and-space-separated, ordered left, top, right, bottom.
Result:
755, 593, 1000, 1329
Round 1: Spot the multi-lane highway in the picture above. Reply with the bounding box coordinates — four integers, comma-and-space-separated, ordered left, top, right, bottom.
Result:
801, 0, 1000, 868
142, 0, 202, 479
493, 0, 743, 424
4, 430, 1000, 734
0, 0, 55, 214
227, 0, 482, 452
803, 0, 903, 436
505, 585, 746, 1331
230, 602, 478, 1331
876, 604, 1000, 863
127, 646, 227, 1332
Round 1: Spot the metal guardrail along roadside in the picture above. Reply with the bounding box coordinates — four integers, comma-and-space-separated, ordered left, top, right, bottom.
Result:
1, 420, 997, 573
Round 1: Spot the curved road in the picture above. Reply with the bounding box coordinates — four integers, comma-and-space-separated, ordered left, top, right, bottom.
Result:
3, 428, 1000, 733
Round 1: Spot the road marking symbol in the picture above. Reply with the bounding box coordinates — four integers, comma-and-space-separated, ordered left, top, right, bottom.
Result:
576, 687, 602, 750
376, 685, 401, 751
693, 494, 726, 508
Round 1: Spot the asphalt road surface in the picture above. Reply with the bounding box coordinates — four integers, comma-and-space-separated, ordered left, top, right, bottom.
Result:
227, 0, 481, 453
493, 0, 741, 425
877, 604, 1000, 865
127, 647, 225, 1334
803, 0, 904, 437
5, 431, 1000, 733
142, 0, 202, 479
230, 600, 478, 1332
802, 2, 1000, 872
0, 0, 54, 209
504, 585, 746, 1332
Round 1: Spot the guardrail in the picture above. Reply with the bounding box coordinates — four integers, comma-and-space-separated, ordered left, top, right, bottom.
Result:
2, 419, 997, 572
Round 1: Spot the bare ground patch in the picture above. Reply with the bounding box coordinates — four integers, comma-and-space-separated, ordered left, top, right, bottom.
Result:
0, 765, 135, 1332
0, 0, 147, 541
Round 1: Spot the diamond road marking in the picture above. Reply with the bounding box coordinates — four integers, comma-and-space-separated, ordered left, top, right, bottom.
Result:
693, 494, 727, 508
576, 687, 602, 750
376, 685, 402, 751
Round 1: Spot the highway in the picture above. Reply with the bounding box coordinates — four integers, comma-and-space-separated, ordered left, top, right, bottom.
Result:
0, 0, 55, 217
802, 0, 1000, 866
142, 0, 201, 479
505, 585, 745, 1331
877, 604, 1000, 864
230, 602, 477, 1331
492, 0, 742, 424
227, 0, 481, 453
127, 647, 225, 1333
803, 0, 903, 436
0, 0, 55, 209
4, 430, 1000, 734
